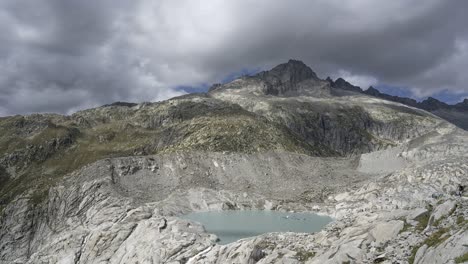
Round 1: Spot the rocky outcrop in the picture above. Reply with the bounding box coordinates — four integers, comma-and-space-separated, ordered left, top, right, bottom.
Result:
0, 125, 79, 172
327, 77, 363, 93
255, 59, 321, 95
209, 61, 330, 98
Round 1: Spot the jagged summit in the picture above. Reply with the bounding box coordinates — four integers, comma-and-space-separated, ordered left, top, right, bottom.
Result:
456, 99, 468, 110
255, 59, 319, 84
327, 77, 363, 93
419, 97, 449, 111
365, 86, 380, 95
253, 59, 324, 95
208, 60, 328, 96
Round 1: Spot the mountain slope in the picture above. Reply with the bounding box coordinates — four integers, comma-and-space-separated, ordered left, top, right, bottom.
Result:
0, 60, 467, 264
0, 96, 326, 208
210, 60, 440, 154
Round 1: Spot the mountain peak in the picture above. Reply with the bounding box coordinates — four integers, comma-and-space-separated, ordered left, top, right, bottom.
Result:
455, 98, 468, 110
256, 59, 318, 84
426, 96, 440, 101
419, 97, 449, 111
364, 86, 381, 96
209, 60, 325, 96
252, 60, 322, 95
330, 77, 363, 93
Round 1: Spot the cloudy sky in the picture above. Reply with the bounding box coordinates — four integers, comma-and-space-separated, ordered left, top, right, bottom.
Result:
1, 0, 467, 116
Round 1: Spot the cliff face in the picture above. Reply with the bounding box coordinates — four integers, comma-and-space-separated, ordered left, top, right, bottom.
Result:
1, 60, 467, 264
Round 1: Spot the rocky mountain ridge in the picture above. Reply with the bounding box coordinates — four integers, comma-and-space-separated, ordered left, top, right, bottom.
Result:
326, 76, 468, 130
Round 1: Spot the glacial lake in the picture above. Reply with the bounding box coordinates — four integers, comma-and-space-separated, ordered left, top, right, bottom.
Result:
182, 210, 333, 244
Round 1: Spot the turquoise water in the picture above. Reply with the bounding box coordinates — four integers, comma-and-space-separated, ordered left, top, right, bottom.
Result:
181, 210, 332, 244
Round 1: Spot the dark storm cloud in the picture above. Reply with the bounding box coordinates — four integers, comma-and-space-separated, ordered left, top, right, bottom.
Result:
0, 0, 185, 115
0, 0, 467, 115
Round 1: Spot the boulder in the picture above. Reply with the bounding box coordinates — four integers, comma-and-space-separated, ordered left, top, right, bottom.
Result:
369, 221, 404, 243
407, 208, 428, 221
431, 200, 456, 222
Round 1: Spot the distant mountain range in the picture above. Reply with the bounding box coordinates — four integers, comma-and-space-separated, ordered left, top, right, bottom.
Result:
326, 76, 468, 130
